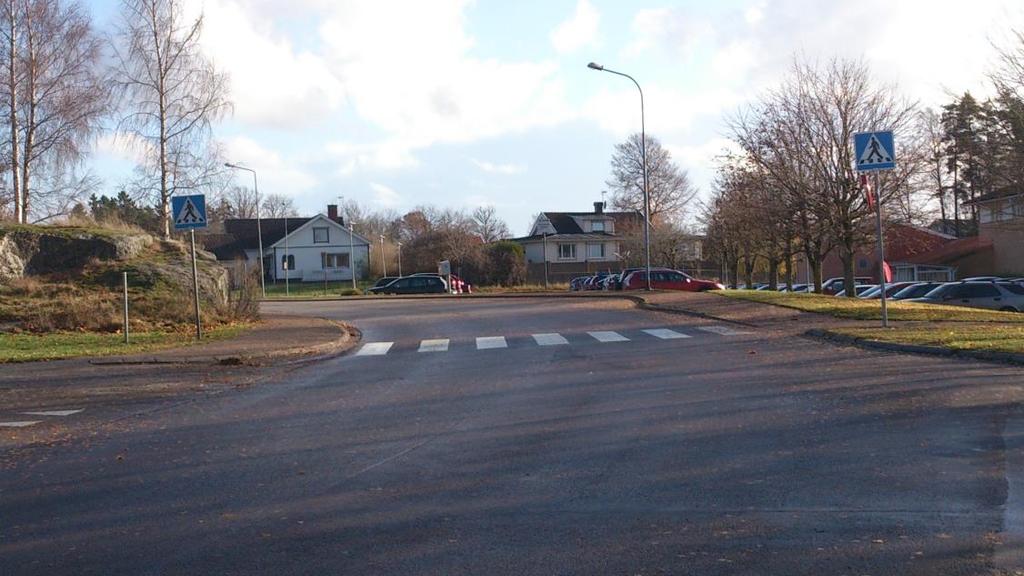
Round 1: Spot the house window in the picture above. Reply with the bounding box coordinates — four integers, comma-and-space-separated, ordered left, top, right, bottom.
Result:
313, 227, 330, 243
587, 243, 605, 259
558, 243, 576, 259
282, 254, 295, 270
592, 220, 605, 232
321, 253, 351, 269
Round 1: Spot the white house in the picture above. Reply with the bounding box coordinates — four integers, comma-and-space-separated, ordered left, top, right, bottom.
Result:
511, 202, 642, 283
208, 205, 372, 283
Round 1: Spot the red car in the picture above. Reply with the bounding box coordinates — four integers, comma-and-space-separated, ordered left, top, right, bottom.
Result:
621, 268, 724, 292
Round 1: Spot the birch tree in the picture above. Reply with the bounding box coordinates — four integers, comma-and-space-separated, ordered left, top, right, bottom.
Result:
0, 0, 106, 223
111, 0, 230, 238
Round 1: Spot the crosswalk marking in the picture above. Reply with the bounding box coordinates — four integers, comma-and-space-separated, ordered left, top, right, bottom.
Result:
588, 331, 630, 343
643, 328, 691, 340
532, 333, 569, 346
0, 421, 42, 428
356, 342, 394, 356
21, 409, 84, 417
476, 336, 508, 350
419, 339, 450, 352
698, 325, 752, 336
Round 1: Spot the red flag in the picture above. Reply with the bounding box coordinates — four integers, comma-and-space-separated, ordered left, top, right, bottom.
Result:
861, 174, 875, 210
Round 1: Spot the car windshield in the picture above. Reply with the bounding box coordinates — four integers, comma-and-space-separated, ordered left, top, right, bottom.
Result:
923, 284, 955, 298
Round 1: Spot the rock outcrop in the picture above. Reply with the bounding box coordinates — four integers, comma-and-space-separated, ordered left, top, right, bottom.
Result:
0, 226, 152, 283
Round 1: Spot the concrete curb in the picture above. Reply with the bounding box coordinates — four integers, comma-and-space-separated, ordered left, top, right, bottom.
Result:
805, 328, 1024, 366
89, 320, 361, 367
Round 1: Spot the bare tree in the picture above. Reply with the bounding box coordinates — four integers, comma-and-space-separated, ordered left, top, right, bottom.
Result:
0, 0, 105, 223
471, 205, 510, 242
111, 0, 230, 238
607, 133, 697, 225
261, 193, 297, 218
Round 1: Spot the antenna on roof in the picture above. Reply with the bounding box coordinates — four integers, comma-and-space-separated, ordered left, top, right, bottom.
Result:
601, 190, 607, 209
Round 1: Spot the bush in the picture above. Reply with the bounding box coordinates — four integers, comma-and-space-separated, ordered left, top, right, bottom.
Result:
482, 241, 526, 286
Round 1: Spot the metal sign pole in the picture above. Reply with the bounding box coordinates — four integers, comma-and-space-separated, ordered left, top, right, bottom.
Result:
123, 271, 130, 344
874, 172, 889, 328
349, 223, 356, 291
190, 229, 202, 340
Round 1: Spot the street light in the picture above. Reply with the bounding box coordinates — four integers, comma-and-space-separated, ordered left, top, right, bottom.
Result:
224, 162, 266, 298
380, 234, 388, 277
397, 241, 403, 277
587, 61, 652, 291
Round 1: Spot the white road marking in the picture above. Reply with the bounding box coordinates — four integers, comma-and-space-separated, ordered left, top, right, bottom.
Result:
356, 342, 394, 356
643, 328, 691, 340
476, 336, 508, 350
698, 325, 753, 336
532, 333, 569, 346
588, 331, 630, 343
418, 339, 450, 353
0, 421, 42, 428
21, 409, 84, 417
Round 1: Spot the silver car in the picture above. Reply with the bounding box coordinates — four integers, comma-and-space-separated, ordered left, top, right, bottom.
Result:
909, 281, 1024, 312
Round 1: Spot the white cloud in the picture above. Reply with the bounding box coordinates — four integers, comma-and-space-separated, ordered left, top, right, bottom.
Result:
623, 8, 714, 60
328, 140, 421, 176
470, 158, 526, 175
370, 182, 402, 208
186, 0, 345, 129
223, 136, 318, 196
550, 0, 600, 54
318, 1, 573, 163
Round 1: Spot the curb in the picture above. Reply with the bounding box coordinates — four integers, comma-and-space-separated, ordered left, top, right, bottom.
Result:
89, 320, 361, 367
805, 328, 1024, 367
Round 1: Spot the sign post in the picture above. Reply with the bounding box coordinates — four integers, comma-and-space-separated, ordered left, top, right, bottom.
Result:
854, 131, 896, 328
438, 260, 452, 294
172, 194, 208, 339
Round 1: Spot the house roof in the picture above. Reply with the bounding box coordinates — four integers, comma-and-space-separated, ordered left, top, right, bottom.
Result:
964, 186, 1023, 205
904, 235, 993, 265
266, 214, 370, 249
205, 214, 367, 261
538, 210, 642, 235
510, 232, 621, 243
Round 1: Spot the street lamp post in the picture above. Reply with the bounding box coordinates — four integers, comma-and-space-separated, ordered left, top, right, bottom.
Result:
397, 242, 403, 277
380, 234, 388, 277
349, 221, 357, 291
588, 62, 652, 291
224, 163, 266, 298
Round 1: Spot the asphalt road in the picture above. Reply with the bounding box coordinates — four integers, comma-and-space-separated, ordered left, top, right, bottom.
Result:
3, 297, 1024, 575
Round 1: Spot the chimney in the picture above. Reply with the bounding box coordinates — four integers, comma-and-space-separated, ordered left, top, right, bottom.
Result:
594, 201, 604, 214
327, 204, 339, 222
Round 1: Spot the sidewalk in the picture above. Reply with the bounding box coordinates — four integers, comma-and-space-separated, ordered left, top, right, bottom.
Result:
92, 314, 358, 366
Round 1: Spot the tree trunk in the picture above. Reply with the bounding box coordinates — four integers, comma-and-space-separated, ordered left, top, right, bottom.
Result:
767, 258, 779, 291
840, 251, 856, 297
20, 16, 33, 222
783, 238, 794, 290
7, 1, 20, 223
743, 254, 755, 289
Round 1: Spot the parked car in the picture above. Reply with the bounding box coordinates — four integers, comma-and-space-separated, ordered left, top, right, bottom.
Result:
908, 281, 1024, 312
821, 277, 874, 295
621, 268, 724, 291
891, 282, 944, 300
785, 283, 810, 293
370, 276, 399, 290
834, 285, 876, 298
367, 275, 448, 295
858, 282, 915, 299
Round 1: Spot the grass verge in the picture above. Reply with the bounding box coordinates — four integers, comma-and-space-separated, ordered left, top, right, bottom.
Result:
0, 323, 252, 363
830, 325, 1024, 355
719, 290, 1024, 323
263, 281, 366, 298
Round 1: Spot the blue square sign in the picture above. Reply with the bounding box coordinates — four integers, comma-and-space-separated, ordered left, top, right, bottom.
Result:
854, 131, 896, 172
171, 194, 208, 230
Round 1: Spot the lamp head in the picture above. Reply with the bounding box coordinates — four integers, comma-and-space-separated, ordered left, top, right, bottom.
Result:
587, 62, 604, 71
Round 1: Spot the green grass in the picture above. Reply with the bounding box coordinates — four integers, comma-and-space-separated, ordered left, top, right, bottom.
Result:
832, 325, 1024, 355
719, 290, 1024, 323
473, 283, 570, 293
262, 281, 367, 298
0, 324, 251, 363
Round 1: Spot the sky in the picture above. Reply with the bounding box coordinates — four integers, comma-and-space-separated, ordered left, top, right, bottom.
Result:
87, 0, 1024, 235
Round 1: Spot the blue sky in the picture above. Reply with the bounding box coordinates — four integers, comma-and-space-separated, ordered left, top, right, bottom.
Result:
88, 0, 1024, 235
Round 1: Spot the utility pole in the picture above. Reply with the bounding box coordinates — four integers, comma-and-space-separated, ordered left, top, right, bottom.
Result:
380, 234, 388, 277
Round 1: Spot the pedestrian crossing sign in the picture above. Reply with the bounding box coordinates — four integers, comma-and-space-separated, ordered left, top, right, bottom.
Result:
854, 131, 896, 172
172, 194, 207, 230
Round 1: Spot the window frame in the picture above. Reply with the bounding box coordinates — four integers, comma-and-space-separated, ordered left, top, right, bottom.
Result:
321, 252, 351, 269
313, 227, 330, 244
558, 243, 576, 260
591, 220, 605, 232
587, 242, 605, 259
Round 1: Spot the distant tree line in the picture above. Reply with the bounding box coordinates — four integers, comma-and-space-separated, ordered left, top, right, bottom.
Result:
705, 30, 1024, 295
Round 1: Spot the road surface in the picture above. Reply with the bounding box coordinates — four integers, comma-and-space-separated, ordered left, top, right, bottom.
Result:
3, 297, 1024, 575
